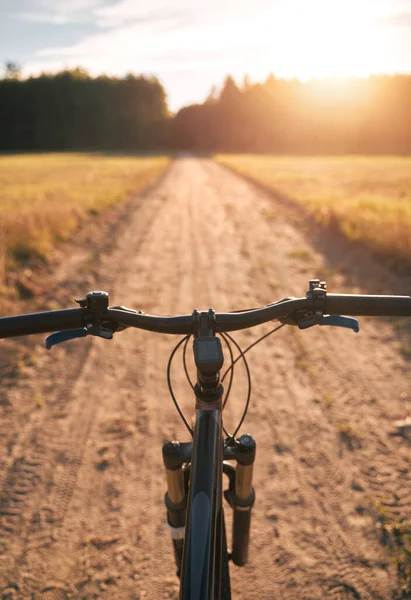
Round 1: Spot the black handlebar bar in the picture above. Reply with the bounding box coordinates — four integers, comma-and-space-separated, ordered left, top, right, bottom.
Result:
0, 308, 85, 339
0, 293, 410, 339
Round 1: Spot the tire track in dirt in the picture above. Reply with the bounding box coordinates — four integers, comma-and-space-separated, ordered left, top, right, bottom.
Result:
199, 160, 406, 599
0, 164, 172, 500
0, 342, 93, 595
314, 331, 411, 515
0, 175, 169, 598
0, 158, 410, 599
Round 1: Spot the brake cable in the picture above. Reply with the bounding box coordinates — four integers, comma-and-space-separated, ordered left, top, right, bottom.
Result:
182, 335, 193, 389
167, 335, 193, 436
220, 333, 235, 410
168, 321, 286, 439
221, 322, 286, 382
220, 332, 251, 443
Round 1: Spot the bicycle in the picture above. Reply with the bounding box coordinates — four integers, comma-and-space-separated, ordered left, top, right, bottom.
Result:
1, 279, 410, 599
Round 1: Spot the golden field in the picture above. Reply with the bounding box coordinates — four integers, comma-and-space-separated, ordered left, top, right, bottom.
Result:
215, 155, 411, 267
0, 153, 169, 281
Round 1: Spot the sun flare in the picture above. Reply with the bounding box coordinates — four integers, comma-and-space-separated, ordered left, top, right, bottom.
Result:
250, 0, 388, 80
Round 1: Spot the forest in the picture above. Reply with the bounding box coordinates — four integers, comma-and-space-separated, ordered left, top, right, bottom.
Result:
1, 67, 411, 154
0, 68, 168, 151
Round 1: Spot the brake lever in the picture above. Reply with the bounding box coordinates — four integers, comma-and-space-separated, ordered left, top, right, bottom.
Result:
45, 297, 142, 349
298, 314, 360, 332
45, 328, 88, 349
45, 325, 113, 349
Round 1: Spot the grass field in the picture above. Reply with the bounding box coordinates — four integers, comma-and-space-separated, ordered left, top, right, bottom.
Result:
215, 155, 411, 267
0, 153, 169, 284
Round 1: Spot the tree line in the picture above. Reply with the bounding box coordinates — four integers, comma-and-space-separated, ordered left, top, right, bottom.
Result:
0, 68, 168, 151
172, 74, 411, 154
1, 66, 411, 154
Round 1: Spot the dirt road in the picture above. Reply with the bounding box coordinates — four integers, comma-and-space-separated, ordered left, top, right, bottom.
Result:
0, 158, 410, 599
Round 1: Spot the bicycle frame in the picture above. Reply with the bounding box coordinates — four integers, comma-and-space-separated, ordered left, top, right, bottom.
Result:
180, 400, 224, 599
163, 315, 256, 599
163, 320, 227, 599
165, 310, 229, 600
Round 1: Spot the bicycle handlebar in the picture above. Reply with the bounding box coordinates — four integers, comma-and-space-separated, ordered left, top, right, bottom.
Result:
0, 292, 410, 339
0, 308, 85, 339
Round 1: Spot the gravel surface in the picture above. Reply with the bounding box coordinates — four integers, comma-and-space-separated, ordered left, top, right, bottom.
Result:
0, 158, 410, 599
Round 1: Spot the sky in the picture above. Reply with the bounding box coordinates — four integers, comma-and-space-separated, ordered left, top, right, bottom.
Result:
1, 0, 411, 112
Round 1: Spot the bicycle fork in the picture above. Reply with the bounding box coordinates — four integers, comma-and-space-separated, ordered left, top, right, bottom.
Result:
162, 434, 256, 574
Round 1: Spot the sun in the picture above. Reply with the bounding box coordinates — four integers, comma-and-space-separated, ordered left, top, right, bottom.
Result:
250, 0, 383, 81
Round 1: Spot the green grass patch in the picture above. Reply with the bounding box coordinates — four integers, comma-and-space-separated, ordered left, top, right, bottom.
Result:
215, 154, 411, 267
0, 153, 169, 280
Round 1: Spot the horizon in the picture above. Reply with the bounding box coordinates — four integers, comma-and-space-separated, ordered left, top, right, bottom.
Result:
1, 0, 411, 111
4, 67, 411, 115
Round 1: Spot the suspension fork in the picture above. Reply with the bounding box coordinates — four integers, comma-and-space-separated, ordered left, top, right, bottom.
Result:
224, 435, 256, 566
163, 433, 257, 570
163, 440, 191, 577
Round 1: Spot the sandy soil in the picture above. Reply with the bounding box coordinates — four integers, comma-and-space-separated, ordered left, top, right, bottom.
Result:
0, 158, 410, 599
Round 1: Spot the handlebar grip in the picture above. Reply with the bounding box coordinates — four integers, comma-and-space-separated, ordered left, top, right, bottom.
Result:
0, 308, 86, 339
325, 294, 411, 317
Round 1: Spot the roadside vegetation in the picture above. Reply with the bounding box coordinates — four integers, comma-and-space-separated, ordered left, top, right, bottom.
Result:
373, 499, 411, 599
0, 153, 169, 285
215, 155, 411, 267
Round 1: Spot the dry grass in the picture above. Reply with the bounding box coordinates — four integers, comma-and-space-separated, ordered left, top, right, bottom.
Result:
0, 153, 169, 281
373, 499, 411, 599
215, 154, 411, 266
336, 421, 363, 450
